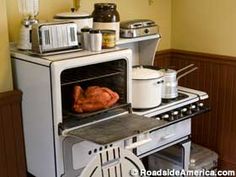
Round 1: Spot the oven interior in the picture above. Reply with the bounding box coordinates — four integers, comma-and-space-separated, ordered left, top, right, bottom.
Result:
60, 59, 129, 128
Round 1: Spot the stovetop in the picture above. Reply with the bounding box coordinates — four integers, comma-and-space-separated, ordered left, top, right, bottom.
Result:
133, 93, 189, 113
133, 86, 209, 121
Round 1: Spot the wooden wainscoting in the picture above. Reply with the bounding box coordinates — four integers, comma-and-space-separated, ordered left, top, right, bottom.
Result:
155, 49, 236, 170
0, 91, 27, 177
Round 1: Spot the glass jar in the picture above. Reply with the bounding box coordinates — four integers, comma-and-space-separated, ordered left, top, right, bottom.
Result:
92, 3, 120, 40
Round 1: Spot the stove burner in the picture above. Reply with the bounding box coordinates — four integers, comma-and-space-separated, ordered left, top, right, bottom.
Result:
162, 93, 189, 104
133, 93, 189, 112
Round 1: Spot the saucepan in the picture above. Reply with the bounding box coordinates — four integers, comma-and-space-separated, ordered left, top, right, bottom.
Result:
160, 64, 198, 99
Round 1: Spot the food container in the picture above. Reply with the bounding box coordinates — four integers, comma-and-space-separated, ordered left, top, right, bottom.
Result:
132, 66, 164, 109
101, 30, 116, 49
89, 30, 102, 52
81, 28, 91, 50
92, 3, 120, 40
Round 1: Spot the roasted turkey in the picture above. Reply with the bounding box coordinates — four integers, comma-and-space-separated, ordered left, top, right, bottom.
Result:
73, 86, 119, 113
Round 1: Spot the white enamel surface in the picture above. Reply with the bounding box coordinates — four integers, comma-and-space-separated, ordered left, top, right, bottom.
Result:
137, 119, 191, 156
132, 78, 163, 109
12, 59, 56, 177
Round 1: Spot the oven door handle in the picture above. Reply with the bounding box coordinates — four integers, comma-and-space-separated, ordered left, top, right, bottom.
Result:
161, 133, 176, 140
125, 136, 152, 150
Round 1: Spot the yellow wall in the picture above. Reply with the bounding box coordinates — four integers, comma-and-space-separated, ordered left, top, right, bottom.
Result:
172, 0, 236, 56
0, 0, 13, 92
6, 0, 172, 50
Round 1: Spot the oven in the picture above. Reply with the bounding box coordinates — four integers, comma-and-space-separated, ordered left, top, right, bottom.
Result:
12, 48, 169, 177
12, 47, 209, 177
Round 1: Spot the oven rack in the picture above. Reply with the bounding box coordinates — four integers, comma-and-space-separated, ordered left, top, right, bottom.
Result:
61, 69, 122, 86
61, 103, 132, 130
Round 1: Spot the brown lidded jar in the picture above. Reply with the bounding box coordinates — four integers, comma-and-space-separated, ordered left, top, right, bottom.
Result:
92, 3, 120, 40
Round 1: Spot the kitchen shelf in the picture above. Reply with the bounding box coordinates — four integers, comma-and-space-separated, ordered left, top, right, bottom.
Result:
117, 34, 161, 45
117, 34, 161, 66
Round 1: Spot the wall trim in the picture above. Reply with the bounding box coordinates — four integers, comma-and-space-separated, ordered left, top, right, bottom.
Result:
156, 49, 236, 66
0, 90, 22, 106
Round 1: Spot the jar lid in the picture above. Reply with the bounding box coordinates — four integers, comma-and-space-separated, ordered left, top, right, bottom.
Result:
81, 28, 92, 32
94, 3, 117, 10
90, 29, 101, 34
101, 30, 116, 34
132, 66, 163, 80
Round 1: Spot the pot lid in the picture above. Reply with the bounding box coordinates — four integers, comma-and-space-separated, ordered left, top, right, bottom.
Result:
160, 69, 177, 76
54, 11, 92, 19
132, 66, 163, 80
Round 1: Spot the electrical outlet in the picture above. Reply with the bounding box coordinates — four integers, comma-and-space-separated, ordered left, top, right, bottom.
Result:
149, 0, 154, 6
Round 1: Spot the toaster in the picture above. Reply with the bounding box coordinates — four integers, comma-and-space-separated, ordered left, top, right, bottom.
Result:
31, 21, 78, 54
120, 19, 159, 38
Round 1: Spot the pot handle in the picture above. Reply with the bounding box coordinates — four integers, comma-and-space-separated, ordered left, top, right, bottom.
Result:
176, 64, 195, 73
157, 80, 164, 84
177, 67, 198, 81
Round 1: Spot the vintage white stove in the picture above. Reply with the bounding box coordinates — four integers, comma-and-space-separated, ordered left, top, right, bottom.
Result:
11, 34, 209, 177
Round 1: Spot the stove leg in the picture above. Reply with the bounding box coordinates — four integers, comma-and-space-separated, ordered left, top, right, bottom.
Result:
181, 140, 191, 170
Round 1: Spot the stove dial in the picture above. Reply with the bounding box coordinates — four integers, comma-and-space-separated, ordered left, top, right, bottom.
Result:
155, 117, 161, 120
172, 111, 179, 116
198, 102, 204, 108
180, 108, 188, 116
161, 114, 170, 120
190, 104, 196, 110
170, 111, 179, 121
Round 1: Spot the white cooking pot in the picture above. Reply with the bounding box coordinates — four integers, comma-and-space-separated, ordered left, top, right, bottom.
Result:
54, 11, 93, 32
132, 66, 164, 109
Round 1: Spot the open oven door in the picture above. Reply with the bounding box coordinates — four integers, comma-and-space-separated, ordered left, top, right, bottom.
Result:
61, 113, 166, 146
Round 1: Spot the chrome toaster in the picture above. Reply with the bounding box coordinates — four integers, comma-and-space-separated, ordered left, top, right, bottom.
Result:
31, 21, 78, 54
120, 19, 159, 38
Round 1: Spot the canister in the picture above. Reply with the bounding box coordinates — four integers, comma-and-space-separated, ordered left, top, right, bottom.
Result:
89, 29, 102, 52
101, 30, 116, 49
92, 3, 120, 40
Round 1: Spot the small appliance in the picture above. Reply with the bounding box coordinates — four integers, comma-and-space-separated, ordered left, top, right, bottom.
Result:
31, 22, 78, 54
17, 0, 39, 50
120, 19, 159, 38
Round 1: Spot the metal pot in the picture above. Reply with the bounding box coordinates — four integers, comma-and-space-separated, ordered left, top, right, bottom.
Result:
54, 11, 93, 33
132, 66, 164, 109
161, 64, 198, 99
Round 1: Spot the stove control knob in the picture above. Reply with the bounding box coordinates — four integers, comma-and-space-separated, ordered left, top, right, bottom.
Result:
172, 111, 179, 116
161, 114, 170, 120
198, 102, 204, 108
190, 104, 196, 109
196, 102, 204, 111
180, 108, 188, 116
180, 108, 188, 117
155, 117, 161, 120
170, 111, 179, 121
